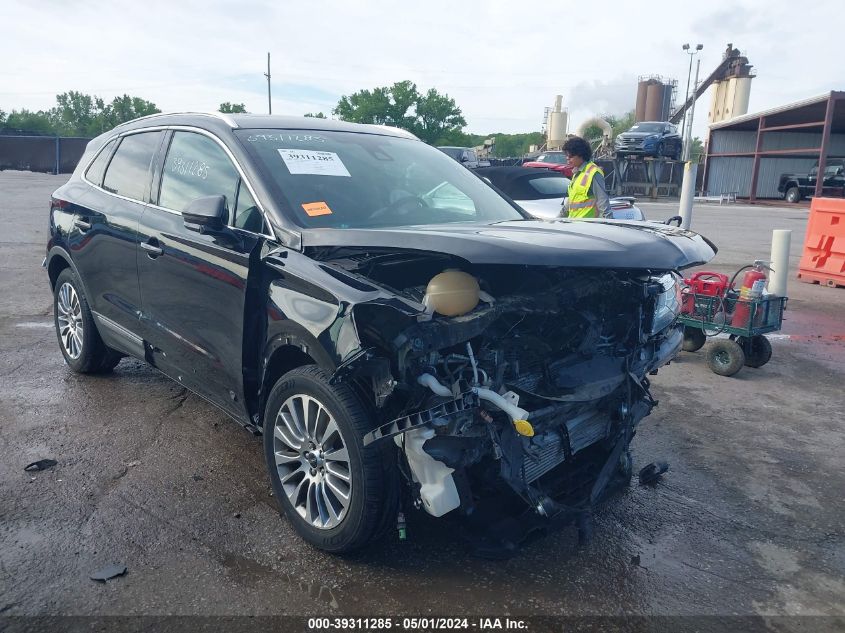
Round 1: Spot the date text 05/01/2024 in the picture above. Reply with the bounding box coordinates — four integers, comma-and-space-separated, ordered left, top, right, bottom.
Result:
307, 617, 528, 630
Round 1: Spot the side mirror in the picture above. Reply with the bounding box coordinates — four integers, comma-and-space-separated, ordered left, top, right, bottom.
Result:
182, 195, 227, 232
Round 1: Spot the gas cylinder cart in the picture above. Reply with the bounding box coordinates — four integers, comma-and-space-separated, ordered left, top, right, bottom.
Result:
678, 265, 788, 377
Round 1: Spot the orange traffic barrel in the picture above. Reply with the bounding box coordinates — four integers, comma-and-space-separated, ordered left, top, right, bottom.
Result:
798, 197, 845, 288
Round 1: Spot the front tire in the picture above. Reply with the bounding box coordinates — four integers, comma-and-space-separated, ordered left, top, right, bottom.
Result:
263, 365, 396, 553
53, 268, 121, 374
785, 187, 801, 203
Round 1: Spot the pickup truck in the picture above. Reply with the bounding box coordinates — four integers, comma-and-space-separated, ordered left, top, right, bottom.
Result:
778, 159, 845, 202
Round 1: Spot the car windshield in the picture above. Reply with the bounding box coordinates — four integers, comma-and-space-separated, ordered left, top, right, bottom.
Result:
236, 129, 525, 229
536, 153, 566, 164
438, 147, 462, 159
628, 123, 663, 133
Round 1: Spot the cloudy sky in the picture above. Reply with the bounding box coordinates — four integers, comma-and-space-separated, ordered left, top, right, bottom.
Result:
2, 0, 842, 140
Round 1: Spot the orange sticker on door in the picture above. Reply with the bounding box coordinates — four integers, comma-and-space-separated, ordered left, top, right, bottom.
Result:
302, 201, 333, 217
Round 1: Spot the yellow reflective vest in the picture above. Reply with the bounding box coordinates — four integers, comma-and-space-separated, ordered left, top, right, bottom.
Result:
567, 161, 604, 219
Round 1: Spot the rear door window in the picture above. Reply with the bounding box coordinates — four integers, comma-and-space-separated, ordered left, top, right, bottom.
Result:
85, 138, 117, 186
158, 131, 240, 218
102, 132, 163, 201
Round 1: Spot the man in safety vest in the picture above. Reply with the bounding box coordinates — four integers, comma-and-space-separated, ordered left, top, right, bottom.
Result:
561, 136, 610, 219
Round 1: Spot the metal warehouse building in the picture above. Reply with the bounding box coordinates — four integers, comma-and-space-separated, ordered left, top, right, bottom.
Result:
703, 91, 845, 200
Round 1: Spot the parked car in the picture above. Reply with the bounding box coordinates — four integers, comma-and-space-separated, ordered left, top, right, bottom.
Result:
778, 159, 845, 203
437, 146, 490, 169
615, 121, 682, 160
476, 166, 645, 220
521, 151, 573, 177
46, 113, 715, 553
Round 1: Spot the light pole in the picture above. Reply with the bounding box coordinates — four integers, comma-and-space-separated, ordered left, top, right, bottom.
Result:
678, 43, 704, 230
684, 58, 702, 161
264, 52, 272, 115
680, 43, 703, 159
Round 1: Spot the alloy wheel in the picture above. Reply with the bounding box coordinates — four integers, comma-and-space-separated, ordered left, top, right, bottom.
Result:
273, 394, 352, 529
56, 282, 84, 359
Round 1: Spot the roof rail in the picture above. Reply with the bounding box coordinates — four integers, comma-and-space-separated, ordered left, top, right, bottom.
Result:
114, 111, 239, 129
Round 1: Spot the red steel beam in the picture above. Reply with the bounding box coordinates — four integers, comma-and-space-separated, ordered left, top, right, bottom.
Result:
814, 95, 835, 198
708, 147, 822, 157
701, 126, 713, 195
761, 120, 826, 132
749, 116, 766, 201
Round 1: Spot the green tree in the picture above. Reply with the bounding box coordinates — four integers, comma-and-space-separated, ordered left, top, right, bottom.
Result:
413, 88, 466, 144
52, 91, 106, 136
0, 108, 6, 126
333, 81, 466, 144
3, 109, 56, 134
303, 112, 326, 118
689, 137, 704, 161
490, 132, 545, 157
219, 102, 247, 113
101, 95, 160, 131
604, 110, 636, 139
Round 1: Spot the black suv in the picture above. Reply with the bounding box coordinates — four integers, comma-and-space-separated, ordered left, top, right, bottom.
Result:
614, 121, 682, 160
46, 113, 715, 553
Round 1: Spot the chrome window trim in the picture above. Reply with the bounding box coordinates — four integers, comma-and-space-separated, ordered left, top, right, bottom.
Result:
83, 136, 119, 184
114, 111, 239, 130
81, 125, 276, 241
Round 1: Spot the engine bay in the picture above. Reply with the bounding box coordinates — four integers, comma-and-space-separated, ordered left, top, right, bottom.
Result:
317, 247, 683, 543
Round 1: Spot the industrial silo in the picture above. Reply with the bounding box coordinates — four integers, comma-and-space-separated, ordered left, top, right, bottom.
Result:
635, 80, 649, 122
644, 81, 663, 121
547, 95, 568, 150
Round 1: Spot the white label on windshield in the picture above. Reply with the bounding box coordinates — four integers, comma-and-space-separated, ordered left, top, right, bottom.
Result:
277, 149, 350, 177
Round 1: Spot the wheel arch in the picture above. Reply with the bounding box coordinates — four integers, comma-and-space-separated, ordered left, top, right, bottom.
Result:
46, 246, 76, 291
256, 329, 338, 431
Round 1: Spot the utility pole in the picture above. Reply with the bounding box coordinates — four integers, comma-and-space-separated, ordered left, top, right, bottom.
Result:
680, 43, 703, 153
683, 58, 702, 161
264, 52, 272, 115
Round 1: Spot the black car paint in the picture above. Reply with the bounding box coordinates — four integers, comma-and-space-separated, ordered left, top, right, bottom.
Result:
46, 113, 715, 434
777, 159, 845, 201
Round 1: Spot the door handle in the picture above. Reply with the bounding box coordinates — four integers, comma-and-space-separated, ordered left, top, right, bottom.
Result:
73, 217, 91, 231
141, 240, 163, 258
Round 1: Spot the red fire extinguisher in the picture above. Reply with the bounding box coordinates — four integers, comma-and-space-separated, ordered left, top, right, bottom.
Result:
731, 260, 772, 328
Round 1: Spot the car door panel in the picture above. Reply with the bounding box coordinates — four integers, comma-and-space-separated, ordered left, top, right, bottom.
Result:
137, 206, 261, 418
137, 129, 266, 420
68, 132, 164, 342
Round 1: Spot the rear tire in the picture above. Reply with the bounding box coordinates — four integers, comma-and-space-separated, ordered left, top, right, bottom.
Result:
682, 326, 707, 352
706, 340, 745, 377
53, 268, 121, 374
785, 187, 801, 203
737, 335, 772, 368
263, 365, 397, 553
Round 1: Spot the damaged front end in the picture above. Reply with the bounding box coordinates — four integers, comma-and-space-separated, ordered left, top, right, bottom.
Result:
323, 247, 684, 542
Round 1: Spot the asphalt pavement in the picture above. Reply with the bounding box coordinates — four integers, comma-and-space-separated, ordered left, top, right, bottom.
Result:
1, 172, 843, 624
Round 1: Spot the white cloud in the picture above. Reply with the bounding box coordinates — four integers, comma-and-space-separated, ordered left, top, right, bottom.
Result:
2, 0, 843, 141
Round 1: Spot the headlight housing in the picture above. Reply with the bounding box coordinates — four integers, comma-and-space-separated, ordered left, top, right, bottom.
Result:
647, 273, 681, 334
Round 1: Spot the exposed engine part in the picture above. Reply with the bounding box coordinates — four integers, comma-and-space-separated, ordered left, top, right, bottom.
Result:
339, 262, 682, 525
363, 391, 479, 446
396, 428, 460, 517
423, 270, 480, 317
417, 373, 528, 422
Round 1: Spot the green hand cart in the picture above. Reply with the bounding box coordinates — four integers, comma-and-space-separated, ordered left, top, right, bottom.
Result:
678, 293, 788, 377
